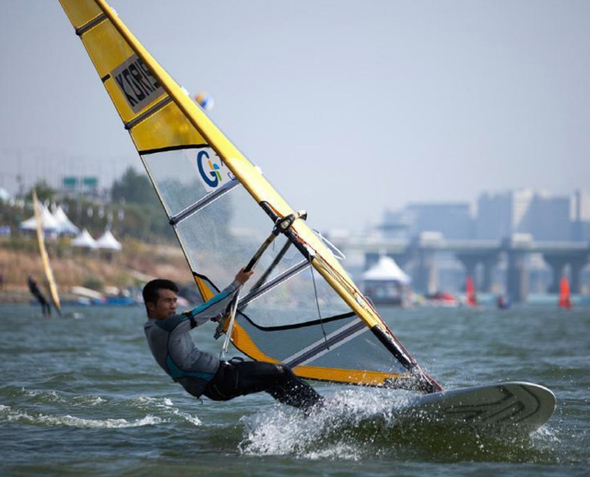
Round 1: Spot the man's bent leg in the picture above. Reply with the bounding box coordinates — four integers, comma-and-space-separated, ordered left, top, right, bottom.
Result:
265, 366, 325, 412
204, 360, 324, 411
235, 361, 324, 411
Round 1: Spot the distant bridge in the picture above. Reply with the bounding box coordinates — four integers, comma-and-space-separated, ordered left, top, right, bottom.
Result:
331, 233, 590, 302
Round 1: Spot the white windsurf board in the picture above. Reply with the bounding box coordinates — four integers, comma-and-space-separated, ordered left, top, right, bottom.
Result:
399, 381, 555, 433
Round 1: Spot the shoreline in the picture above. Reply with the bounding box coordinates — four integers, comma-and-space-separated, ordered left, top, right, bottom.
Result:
0, 239, 191, 304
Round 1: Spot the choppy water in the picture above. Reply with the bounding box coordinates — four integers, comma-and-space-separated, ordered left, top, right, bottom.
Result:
1, 303, 588, 476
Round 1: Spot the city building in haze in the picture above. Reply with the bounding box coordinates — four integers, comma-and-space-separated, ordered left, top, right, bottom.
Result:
382, 202, 474, 240
382, 188, 589, 242
572, 190, 590, 242
476, 189, 572, 241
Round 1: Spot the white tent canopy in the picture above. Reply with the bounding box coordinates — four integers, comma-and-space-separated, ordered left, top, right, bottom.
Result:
20, 201, 61, 233
95, 229, 122, 251
0, 187, 10, 202
362, 255, 411, 285
52, 205, 80, 235
71, 228, 98, 249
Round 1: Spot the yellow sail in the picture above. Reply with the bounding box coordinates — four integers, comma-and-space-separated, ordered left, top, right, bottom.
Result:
57, 0, 440, 393
32, 190, 61, 315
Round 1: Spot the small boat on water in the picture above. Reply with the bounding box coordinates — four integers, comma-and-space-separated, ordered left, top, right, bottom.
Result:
421, 291, 460, 307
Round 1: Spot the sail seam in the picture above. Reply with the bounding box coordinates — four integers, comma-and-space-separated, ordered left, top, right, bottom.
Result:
192, 272, 220, 293
239, 310, 356, 332
139, 144, 211, 156
124, 96, 173, 130
75, 13, 107, 37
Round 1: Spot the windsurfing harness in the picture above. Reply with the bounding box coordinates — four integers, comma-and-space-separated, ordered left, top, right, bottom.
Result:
144, 280, 240, 396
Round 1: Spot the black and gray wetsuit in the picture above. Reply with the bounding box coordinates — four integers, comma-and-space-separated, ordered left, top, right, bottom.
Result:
144, 280, 239, 397
144, 280, 324, 412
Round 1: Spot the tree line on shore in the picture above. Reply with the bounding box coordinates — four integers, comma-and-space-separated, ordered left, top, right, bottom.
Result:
0, 167, 175, 246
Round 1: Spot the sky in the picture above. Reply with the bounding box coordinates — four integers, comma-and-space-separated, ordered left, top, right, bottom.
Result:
1, 0, 589, 233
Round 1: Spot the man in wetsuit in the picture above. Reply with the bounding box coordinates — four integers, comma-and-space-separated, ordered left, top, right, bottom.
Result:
143, 269, 323, 412
27, 276, 51, 316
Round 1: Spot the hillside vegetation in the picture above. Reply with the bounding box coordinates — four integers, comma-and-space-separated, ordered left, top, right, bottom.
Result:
0, 237, 191, 303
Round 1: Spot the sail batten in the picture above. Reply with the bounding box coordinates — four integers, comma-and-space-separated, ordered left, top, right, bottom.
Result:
124, 96, 173, 130
58, 0, 442, 393
284, 321, 367, 368
75, 12, 107, 37
170, 179, 240, 226
239, 260, 310, 308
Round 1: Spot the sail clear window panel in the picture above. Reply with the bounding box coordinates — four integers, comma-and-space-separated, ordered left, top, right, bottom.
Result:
306, 333, 409, 375
174, 184, 308, 295
142, 149, 229, 217
236, 312, 355, 361
298, 332, 409, 375
236, 314, 407, 374
241, 265, 352, 328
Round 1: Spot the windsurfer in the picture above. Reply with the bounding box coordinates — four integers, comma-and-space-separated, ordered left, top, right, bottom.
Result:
143, 270, 324, 412
27, 275, 51, 316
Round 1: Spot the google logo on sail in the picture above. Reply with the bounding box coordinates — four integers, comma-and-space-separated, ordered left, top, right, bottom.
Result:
196, 150, 223, 188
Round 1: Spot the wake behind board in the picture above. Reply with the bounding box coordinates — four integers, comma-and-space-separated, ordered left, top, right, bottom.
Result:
398, 381, 555, 434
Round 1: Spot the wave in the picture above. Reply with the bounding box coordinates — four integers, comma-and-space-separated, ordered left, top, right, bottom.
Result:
131, 396, 202, 426
0, 404, 164, 429
0, 387, 202, 429
238, 387, 559, 463
5, 387, 106, 407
